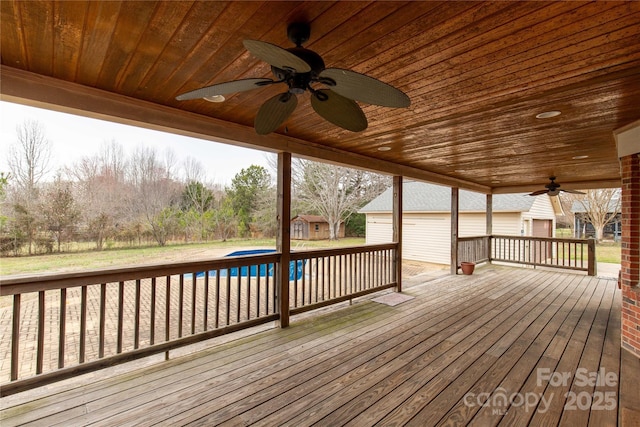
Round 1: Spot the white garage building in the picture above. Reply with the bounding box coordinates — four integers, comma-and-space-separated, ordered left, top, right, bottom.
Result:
360, 181, 561, 265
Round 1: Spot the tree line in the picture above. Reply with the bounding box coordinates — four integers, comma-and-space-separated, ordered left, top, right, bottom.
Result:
0, 120, 389, 256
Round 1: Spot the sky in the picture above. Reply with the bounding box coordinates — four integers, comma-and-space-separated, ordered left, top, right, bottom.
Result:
0, 101, 272, 185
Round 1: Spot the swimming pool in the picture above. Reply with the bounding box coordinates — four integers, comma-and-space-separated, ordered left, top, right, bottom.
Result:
195, 249, 305, 281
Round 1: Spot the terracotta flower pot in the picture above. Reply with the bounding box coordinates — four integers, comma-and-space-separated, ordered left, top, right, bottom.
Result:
460, 262, 475, 275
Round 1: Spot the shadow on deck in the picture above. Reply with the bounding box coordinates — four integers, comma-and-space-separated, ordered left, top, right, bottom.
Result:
2, 266, 638, 426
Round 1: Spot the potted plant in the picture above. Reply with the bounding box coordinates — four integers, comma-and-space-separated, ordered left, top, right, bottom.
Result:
460, 261, 475, 275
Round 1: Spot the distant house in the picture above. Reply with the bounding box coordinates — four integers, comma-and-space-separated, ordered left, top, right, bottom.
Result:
291, 215, 345, 240
571, 200, 622, 241
360, 181, 561, 265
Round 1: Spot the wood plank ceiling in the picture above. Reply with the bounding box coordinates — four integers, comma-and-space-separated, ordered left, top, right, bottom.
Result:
1, 1, 639, 193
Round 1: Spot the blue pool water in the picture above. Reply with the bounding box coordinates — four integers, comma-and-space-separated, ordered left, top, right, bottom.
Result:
195, 249, 305, 281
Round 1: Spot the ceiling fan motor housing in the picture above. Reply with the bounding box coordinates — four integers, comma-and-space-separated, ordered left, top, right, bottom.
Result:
545, 177, 560, 191
271, 47, 325, 94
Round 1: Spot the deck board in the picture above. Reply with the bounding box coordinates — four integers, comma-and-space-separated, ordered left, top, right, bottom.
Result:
414, 273, 588, 426
0, 266, 631, 427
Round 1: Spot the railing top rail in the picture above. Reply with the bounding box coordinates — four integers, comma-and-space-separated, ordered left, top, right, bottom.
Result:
0, 252, 281, 295
491, 235, 594, 244
290, 243, 397, 260
459, 235, 593, 245
457, 236, 490, 241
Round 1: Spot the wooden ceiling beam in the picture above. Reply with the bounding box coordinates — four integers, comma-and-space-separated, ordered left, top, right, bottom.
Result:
0, 65, 490, 193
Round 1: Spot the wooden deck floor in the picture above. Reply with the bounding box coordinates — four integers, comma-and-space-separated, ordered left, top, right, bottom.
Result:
0, 266, 630, 426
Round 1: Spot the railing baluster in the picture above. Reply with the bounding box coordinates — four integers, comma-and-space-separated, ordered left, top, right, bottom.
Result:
351, 253, 355, 293
59, 288, 67, 368
191, 272, 197, 335
178, 275, 184, 337
99, 283, 106, 358
165, 276, 171, 343
79, 286, 87, 364
247, 267, 252, 320
300, 264, 311, 305
236, 274, 241, 323
37, 291, 45, 373
371, 251, 375, 288
117, 282, 124, 354
215, 272, 220, 328
272, 262, 277, 313
360, 252, 364, 291
134, 279, 141, 349
332, 255, 335, 297
314, 257, 319, 303
256, 268, 261, 317
225, 272, 231, 326
337, 254, 342, 297
151, 277, 156, 345
204, 273, 209, 331
11, 294, 21, 381
293, 263, 298, 308
321, 256, 324, 299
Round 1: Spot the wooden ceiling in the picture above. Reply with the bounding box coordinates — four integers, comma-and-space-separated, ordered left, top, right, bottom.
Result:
1, 1, 639, 193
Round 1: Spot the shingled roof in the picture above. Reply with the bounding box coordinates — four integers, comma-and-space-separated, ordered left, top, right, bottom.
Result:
360, 181, 536, 213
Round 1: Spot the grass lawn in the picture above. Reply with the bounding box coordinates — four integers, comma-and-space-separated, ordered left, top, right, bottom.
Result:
1, 235, 619, 276
595, 242, 622, 264
0, 238, 367, 276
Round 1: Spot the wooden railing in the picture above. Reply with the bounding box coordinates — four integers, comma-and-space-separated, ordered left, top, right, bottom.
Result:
457, 235, 596, 276
0, 253, 281, 396
457, 236, 491, 264
290, 243, 397, 315
0, 244, 397, 396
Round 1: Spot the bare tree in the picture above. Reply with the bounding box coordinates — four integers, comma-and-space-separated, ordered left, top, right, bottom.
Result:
179, 156, 214, 240
8, 119, 52, 192
126, 145, 181, 246
569, 188, 621, 241
6, 119, 52, 253
293, 159, 390, 240
67, 141, 129, 250
40, 176, 80, 252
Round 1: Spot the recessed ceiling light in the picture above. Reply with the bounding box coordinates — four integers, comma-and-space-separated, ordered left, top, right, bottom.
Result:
572, 155, 589, 160
203, 95, 225, 103
377, 146, 391, 152
535, 110, 561, 119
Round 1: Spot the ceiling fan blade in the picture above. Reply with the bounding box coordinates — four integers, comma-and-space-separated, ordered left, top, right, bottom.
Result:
311, 89, 368, 132
318, 68, 410, 108
176, 78, 274, 100
255, 92, 298, 135
243, 40, 311, 73
561, 189, 586, 195
528, 189, 548, 196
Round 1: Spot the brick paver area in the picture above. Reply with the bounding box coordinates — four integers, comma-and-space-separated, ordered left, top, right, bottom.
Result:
1, 260, 448, 383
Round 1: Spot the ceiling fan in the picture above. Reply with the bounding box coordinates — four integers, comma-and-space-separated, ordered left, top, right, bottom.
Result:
176, 23, 410, 135
529, 177, 585, 196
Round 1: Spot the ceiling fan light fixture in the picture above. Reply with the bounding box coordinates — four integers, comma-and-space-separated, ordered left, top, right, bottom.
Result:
203, 95, 225, 103
548, 189, 560, 196
535, 110, 561, 119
